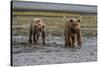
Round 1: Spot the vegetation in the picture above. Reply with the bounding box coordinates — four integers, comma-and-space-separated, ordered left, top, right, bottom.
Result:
12, 11, 97, 37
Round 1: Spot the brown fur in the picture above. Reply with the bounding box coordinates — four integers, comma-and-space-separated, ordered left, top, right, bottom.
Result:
64, 18, 82, 48
29, 18, 46, 45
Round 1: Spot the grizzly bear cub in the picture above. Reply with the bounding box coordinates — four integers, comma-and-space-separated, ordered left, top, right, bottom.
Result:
64, 18, 82, 48
29, 18, 46, 45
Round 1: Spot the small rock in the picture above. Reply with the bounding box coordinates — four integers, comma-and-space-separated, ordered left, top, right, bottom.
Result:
90, 52, 94, 55
39, 56, 43, 59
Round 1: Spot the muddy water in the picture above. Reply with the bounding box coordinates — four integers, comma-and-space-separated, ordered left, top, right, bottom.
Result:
12, 36, 97, 66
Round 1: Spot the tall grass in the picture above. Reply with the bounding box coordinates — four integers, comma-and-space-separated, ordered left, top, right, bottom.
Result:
12, 13, 97, 37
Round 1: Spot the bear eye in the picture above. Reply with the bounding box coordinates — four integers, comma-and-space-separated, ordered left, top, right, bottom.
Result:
77, 19, 80, 23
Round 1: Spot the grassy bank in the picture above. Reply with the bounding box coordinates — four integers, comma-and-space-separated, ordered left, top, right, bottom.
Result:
12, 13, 97, 37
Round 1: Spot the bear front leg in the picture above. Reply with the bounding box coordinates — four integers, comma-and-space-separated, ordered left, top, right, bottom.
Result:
65, 34, 68, 47
33, 32, 37, 45
71, 35, 76, 48
77, 32, 82, 48
29, 25, 32, 44
68, 35, 72, 48
42, 30, 46, 45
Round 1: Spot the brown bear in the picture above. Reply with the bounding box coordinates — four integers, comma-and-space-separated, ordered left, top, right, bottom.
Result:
64, 18, 82, 48
29, 18, 46, 45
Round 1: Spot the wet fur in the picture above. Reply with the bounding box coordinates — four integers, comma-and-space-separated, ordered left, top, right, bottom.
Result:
64, 18, 82, 48
29, 18, 46, 45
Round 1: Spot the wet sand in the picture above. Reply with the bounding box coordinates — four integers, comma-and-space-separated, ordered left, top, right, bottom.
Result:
12, 36, 97, 66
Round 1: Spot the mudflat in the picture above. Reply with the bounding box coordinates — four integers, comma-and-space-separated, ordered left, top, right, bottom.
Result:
12, 36, 97, 66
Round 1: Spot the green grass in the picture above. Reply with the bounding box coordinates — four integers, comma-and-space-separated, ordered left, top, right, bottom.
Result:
12, 13, 97, 37
13, 11, 80, 17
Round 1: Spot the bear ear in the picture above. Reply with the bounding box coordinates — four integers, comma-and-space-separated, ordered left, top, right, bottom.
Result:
69, 19, 73, 23
42, 25, 45, 28
36, 20, 40, 23
77, 19, 80, 23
